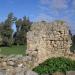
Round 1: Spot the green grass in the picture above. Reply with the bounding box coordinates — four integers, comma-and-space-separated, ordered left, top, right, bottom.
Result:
0, 45, 26, 56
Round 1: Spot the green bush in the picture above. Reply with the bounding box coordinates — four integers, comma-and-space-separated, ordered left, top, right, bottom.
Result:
0, 35, 2, 45
33, 57, 75, 75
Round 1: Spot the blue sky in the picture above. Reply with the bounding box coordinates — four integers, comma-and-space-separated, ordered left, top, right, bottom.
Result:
0, 0, 75, 34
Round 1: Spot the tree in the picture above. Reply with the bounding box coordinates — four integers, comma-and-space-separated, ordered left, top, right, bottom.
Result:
14, 16, 31, 45
0, 24, 2, 45
14, 18, 22, 45
15, 18, 22, 32
20, 16, 31, 44
21, 16, 31, 32
1, 13, 16, 46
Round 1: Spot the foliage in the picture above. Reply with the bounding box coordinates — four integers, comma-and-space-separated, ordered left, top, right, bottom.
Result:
72, 35, 75, 45
0, 13, 32, 46
14, 16, 31, 45
0, 34, 2, 45
0, 13, 16, 46
33, 57, 75, 75
70, 35, 75, 52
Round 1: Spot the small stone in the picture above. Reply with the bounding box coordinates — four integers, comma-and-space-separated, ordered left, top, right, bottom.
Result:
66, 71, 75, 75
7, 60, 15, 66
52, 72, 65, 75
2, 62, 7, 67
26, 70, 38, 75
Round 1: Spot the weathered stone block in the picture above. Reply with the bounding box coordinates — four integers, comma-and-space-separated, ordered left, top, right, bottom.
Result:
52, 72, 65, 75
66, 71, 75, 75
0, 70, 6, 75
26, 70, 38, 75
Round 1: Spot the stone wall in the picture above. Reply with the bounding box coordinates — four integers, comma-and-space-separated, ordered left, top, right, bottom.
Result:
27, 21, 72, 66
0, 55, 38, 75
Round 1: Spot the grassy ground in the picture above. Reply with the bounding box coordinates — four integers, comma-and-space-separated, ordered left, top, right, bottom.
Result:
0, 45, 26, 56
0, 44, 75, 56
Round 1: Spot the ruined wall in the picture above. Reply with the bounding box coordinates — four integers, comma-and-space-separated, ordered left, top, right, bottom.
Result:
27, 21, 72, 66
0, 21, 73, 75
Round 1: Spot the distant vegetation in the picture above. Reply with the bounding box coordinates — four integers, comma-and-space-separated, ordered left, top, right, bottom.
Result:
0, 12, 32, 47
70, 35, 75, 52
33, 57, 75, 75
0, 13, 32, 55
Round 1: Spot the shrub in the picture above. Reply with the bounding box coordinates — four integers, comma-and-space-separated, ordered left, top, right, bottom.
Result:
33, 57, 75, 75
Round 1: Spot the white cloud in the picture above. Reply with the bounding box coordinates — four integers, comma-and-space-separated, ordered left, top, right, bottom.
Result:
38, 5, 49, 11
38, 0, 69, 20
51, 0, 68, 9
72, 0, 75, 7
35, 13, 54, 22
38, 0, 75, 21
40, 0, 68, 10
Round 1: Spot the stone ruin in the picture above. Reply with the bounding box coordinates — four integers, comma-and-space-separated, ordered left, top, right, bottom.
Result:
0, 21, 74, 75
27, 21, 72, 66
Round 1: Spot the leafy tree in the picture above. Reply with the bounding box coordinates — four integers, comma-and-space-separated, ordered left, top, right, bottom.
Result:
21, 16, 31, 32
20, 16, 31, 44
15, 18, 22, 32
1, 13, 16, 46
0, 13, 32, 46
72, 35, 75, 45
14, 16, 31, 45
70, 35, 75, 52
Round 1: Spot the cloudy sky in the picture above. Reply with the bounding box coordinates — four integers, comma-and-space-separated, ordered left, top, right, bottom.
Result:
0, 0, 75, 34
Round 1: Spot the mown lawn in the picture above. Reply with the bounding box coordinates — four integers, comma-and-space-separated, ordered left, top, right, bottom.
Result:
0, 45, 26, 56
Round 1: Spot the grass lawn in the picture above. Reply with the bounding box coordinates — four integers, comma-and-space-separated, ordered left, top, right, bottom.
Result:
0, 45, 26, 56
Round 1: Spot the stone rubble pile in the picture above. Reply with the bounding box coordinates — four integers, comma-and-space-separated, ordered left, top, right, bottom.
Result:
27, 21, 72, 65
0, 55, 37, 75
